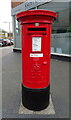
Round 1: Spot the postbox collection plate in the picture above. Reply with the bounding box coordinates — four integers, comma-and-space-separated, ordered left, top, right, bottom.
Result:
32, 37, 42, 52
30, 53, 43, 57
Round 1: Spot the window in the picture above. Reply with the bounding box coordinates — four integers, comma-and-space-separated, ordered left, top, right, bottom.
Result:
55, 12, 59, 23
16, 19, 19, 33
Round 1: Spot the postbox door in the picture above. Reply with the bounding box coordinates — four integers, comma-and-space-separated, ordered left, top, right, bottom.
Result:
22, 25, 51, 89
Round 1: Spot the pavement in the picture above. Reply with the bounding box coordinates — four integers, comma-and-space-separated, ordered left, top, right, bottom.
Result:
1, 46, 69, 119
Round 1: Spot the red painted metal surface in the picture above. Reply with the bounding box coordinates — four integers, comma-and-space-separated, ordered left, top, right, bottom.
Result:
16, 10, 56, 89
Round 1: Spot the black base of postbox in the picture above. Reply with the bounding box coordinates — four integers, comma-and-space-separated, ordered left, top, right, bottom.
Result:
22, 85, 50, 111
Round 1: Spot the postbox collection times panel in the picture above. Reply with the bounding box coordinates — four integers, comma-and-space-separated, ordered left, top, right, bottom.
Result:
32, 37, 41, 52
30, 36, 43, 57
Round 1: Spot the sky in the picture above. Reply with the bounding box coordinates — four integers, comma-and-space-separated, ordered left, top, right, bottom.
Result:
0, 0, 12, 32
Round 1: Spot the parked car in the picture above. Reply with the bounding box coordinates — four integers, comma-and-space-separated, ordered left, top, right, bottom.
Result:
0, 38, 7, 46
0, 39, 13, 47
3, 39, 11, 46
2, 39, 8, 46
7, 39, 11, 46
10, 39, 14, 45
0, 39, 3, 47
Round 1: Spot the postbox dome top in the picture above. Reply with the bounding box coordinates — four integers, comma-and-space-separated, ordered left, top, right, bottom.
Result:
16, 10, 57, 24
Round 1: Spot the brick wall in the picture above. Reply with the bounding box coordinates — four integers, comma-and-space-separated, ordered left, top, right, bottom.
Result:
11, 0, 27, 8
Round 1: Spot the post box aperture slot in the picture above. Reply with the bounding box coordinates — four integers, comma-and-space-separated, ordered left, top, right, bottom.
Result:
28, 28, 46, 31
32, 37, 42, 52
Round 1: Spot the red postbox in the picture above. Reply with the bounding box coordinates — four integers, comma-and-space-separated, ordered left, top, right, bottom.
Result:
16, 10, 56, 111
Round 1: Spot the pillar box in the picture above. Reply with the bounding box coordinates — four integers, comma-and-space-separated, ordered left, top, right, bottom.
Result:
16, 10, 56, 111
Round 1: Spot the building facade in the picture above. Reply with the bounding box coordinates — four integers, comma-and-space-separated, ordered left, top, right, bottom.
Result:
11, 0, 71, 56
